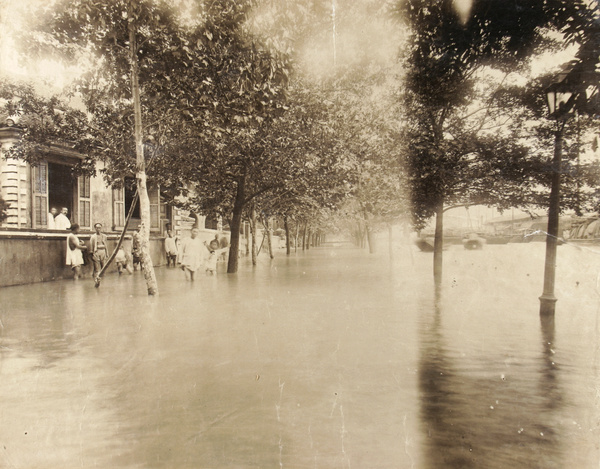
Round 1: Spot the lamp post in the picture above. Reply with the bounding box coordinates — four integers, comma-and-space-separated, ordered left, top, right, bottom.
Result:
539, 76, 574, 316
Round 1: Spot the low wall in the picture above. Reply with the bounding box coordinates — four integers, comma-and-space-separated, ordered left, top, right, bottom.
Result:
0, 230, 166, 287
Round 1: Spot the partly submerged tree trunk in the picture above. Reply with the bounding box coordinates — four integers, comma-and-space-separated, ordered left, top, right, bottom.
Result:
244, 220, 250, 256
129, 13, 157, 295
227, 174, 245, 273
306, 227, 311, 250
365, 223, 375, 254
302, 223, 307, 251
262, 215, 274, 259
284, 216, 291, 255
294, 222, 299, 253
433, 202, 444, 287
388, 223, 393, 260
250, 206, 258, 265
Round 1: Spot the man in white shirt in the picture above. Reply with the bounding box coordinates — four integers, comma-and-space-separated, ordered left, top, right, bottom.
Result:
47, 207, 57, 229
54, 207, 71, 230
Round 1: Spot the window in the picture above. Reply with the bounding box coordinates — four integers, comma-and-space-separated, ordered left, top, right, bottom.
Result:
31, 160, 89, 230
113, 179, 168, 232
113, 187, 125, 229
124, 178, 140, 221
78, 176, 91, 229
149, 187, 160, 230
32, 163, 48, 227
47, 162, 74, 225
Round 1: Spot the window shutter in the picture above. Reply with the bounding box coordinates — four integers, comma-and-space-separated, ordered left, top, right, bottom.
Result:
149, 186, 160, 230
113, 187, 125, 228
78, 176, 91, 228
32, 163, 48, 228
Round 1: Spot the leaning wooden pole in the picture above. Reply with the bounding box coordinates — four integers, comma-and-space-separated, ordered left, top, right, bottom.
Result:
94, 191, 139, 288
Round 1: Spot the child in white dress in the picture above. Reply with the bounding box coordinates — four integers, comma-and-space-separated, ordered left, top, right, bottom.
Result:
204, 239, 228, 275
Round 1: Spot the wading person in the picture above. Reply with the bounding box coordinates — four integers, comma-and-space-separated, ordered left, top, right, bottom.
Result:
90, 222, 108, 279
115, 247, 133, 275
164, 229, 178, 267
204, 239, 228, 275
66, 224, 86, 280
180, 228, 206, 281
132, 229, 142, 271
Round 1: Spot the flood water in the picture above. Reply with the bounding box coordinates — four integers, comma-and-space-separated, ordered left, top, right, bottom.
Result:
0, 242, 598, 468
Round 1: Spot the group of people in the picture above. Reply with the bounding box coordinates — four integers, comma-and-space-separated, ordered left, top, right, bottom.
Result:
64, 223, 229, 281
65, 222, 126, 280
165, 228, 229, 280
48, 207, 71, 230
177, 228, 229, 280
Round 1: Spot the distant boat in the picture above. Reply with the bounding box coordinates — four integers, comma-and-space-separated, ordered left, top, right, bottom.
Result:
482, 234, 510, 244
565, 217, 600, 244
463, 233, 486, 250
415, 234, 461, 252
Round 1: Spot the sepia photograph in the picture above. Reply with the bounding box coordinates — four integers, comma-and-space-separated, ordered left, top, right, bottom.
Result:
0, 0, 599, 467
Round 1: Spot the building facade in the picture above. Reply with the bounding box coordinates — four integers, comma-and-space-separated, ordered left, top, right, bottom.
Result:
0, 121, 218, 286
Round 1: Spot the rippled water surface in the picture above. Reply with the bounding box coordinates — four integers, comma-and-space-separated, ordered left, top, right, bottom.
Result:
0, 242, 598, 468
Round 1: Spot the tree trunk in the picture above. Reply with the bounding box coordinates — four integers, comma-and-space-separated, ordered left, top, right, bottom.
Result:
251, 206, 258, 265
227, 175, 246, 273
129, 12, 157, 295
388, 223, 393, 260
306, 228, 311, 250
366, 224, 375, 254
433, 202, 444, 287
262, 215, 274, 259
294, 223, 299, 253
302, 223, 307, 251
244, 221, 250, 256
284, 216, 291, 255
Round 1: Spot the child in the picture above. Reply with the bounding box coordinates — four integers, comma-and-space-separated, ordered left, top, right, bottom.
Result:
164, 229, 178, 267
66, 224, 87, 280
131, 229, 142, 271
204, 239, 228, 275
115, 247, 133, 275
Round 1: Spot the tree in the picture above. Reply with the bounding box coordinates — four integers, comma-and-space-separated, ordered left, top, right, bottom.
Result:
161, 2, 293, 274
22, 0, 205, 295
394, 0, 589, 285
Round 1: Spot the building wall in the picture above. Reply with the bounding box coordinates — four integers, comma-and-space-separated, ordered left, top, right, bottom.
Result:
90, 164, 113, 229
0, 232, 167, 287
0, 127, 30, 228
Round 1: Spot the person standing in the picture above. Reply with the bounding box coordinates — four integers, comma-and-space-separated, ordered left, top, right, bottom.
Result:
66, 224, 86, 280
54, 207, 71, 230
164, 229, 178, 267
179, 228, 206, 280
132, 229, 142, 271
90, 222, 108, 279
47, 207, 57, 229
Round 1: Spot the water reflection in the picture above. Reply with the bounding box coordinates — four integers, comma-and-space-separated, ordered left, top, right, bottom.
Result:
0, 246, 598, 468
419, 293, 566, 469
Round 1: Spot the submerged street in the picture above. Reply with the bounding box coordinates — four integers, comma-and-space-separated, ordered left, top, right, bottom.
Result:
0, 242, 599, 468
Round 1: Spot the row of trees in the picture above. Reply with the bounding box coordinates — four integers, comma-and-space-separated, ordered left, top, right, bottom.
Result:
1, 0, 598, 295
397, 0, 600, 284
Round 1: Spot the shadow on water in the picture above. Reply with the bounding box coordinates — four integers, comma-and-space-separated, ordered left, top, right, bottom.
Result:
418, 287, 566, 469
